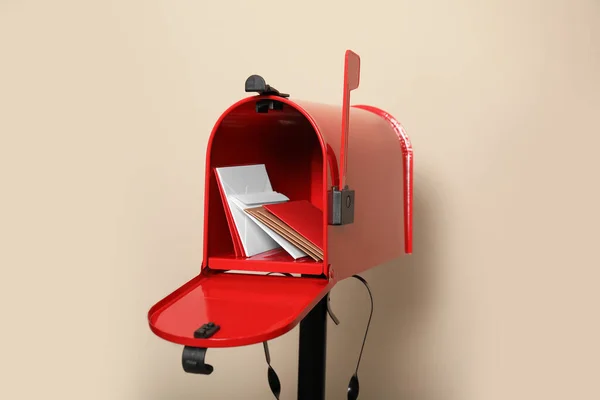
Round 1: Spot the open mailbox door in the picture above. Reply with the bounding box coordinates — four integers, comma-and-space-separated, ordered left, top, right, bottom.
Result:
149, 272, 332, 348
147, 50, 413, 398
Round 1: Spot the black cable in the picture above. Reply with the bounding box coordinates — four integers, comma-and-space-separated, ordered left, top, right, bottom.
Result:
263, 342, 281, 399
347, 274, 374, 400
262, 273, 373, 399
262, 273, 291, 399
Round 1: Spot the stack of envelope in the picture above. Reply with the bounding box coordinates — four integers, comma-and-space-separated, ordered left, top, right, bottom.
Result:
215, 164, 321, 260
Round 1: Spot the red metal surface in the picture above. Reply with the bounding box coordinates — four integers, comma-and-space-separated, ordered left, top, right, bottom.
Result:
339, 50, 361, 190
148, 272, 332, 348
198, 90, 413, 278
353, 105, 413, 254
264, 200, 324, 250
209, 248, 323, 275
326, 144, 340, 189
291, 100, 413, 279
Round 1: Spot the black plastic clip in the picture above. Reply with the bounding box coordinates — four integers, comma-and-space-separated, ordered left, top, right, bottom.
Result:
245, 75, 289, 114
182, 346, 214, 375
255, 99, 284, 113
328, 185, 355, 225
194, 322, 220, 339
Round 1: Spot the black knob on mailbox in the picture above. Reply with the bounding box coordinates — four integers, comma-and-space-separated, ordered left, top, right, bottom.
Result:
245, 75, 289, 98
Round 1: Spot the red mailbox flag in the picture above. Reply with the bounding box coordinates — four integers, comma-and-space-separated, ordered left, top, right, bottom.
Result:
340, 50, 360, 190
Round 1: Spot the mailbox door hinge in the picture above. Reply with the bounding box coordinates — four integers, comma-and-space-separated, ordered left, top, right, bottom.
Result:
328, 185, 355, 225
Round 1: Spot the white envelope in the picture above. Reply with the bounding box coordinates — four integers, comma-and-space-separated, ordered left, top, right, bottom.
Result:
214, 164, 290, 257
230, 196, 308, 260
233, 191, 289, 206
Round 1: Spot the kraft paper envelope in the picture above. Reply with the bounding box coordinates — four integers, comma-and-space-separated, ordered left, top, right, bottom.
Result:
230, 196, 307, 260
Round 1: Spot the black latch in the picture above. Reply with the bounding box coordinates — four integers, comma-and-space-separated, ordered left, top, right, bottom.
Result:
328, 185, 355, 225
194, 322, 220, 339
182, 346, 214, 375
245, 75, 289, 98
245, 75, 288, 113
255, 99, 284, 113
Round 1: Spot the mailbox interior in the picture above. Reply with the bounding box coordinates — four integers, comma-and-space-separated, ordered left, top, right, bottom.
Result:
204, 99, 326, 276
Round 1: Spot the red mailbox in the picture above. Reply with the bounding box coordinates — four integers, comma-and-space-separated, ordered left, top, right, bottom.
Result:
147, 50, 413, 399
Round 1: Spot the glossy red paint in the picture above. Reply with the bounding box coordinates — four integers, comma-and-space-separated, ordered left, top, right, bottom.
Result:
353, 105, 413, 254
149, 272, 332, 348
148, 50, 413, 348
209, 248, 323, 275
340, 50, 361, 190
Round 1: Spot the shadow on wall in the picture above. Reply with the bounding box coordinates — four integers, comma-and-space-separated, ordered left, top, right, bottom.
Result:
327, 175, 450, 400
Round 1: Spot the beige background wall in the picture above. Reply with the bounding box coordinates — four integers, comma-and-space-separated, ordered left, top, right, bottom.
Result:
1, 1, 599, 399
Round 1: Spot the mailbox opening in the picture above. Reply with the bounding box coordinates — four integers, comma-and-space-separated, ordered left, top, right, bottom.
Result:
203, 98, 327, 276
